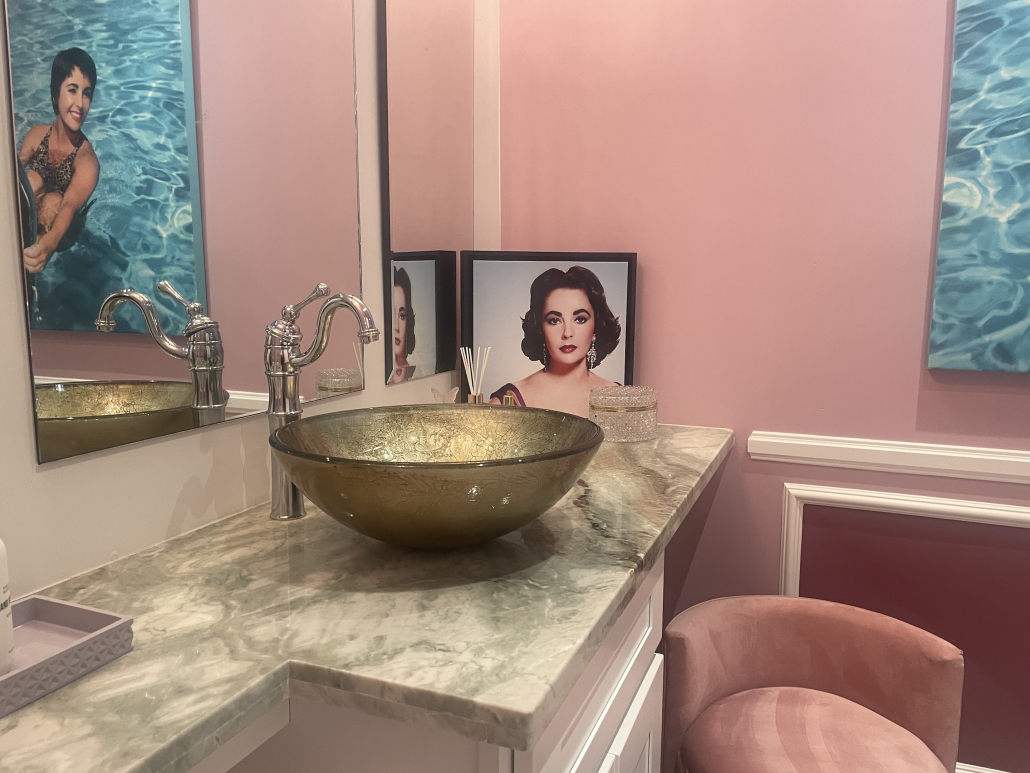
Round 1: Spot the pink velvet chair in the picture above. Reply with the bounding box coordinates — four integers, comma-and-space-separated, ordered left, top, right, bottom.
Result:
664, 596, 964, 773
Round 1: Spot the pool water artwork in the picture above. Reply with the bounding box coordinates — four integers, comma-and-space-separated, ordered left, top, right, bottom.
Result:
929, 0, 1030, 372
6, 0, 205, 335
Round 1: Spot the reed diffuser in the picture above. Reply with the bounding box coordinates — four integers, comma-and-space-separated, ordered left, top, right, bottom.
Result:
460, 346, 491, 403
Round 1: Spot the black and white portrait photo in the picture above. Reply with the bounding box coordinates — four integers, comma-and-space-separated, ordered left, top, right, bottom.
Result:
462, 251, 636, 417
386, 251, 457, 385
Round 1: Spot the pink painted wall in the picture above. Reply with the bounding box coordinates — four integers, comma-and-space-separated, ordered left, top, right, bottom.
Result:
500, 0, 1030, 617
31, 330, 186, 381
193, 0, 361, 397
31, 0, 362, 397
386, 0, 474, 254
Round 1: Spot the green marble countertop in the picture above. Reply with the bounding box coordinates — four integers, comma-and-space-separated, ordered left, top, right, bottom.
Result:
0, 425, 733, 773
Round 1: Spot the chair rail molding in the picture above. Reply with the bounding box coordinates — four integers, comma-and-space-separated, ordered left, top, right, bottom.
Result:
779, 483, 1030, 596
749, 431, 1030, 485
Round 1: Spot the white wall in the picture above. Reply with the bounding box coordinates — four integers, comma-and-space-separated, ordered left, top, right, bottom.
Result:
0, 0, 460, 598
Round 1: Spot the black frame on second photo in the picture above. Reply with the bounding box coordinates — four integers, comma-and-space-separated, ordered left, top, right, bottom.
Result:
384, 250, 458, 386
461, 250, 637, 417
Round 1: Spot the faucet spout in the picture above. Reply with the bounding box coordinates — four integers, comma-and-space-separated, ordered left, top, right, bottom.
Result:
292, 294, 380, 368
265, 285, 379, 522
95, 290, 188, 359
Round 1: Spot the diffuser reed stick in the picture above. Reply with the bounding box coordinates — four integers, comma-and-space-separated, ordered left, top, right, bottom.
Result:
460, 346, 491, 402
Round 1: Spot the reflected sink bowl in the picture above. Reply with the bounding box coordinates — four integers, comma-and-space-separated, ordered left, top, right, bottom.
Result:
270, 404, 604, 549
35, 381, 195, 462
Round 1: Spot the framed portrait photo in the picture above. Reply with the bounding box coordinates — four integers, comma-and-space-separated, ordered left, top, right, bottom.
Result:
384, 250, 458, 385
461, 251, 636, 417
5, 0, 205, 335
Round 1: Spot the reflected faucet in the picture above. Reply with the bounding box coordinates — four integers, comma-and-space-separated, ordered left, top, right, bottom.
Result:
265, 283, 379, 520
95, 281, 227, 425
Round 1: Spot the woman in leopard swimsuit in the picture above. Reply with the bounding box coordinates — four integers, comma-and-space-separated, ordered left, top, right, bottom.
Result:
19, 48, 100, 273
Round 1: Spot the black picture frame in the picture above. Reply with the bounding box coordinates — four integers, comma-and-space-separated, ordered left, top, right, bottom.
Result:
384, 250, 458, 385
460, 250, 637, 408
374, 0, 393, 259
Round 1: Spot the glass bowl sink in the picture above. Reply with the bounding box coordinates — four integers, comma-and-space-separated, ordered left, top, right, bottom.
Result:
35, 380, 196, 462
270, 404, 604, 549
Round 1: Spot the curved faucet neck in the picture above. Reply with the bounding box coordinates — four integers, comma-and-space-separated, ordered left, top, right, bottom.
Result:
292, 294, 378, 369
97, 291, 187, 359
264, 288, 379, 521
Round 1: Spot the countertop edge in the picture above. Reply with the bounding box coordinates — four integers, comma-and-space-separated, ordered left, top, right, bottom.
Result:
144, 665, 290, 773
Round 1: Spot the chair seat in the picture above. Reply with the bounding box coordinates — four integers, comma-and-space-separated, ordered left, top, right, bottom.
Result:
679, 686, 948, 773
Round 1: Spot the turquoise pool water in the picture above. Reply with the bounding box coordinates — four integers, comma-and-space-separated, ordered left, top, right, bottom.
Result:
930, 0, 1030, 371
7, 0, 203, 335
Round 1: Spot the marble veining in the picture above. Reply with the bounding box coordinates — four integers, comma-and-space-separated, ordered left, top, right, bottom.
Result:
0, 425, 732, 773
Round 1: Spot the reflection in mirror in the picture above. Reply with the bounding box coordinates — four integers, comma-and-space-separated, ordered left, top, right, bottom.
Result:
378, 0, 470, 384
387, 252, 457, 385
7, 0, 364, 462
381, 0, 474, 254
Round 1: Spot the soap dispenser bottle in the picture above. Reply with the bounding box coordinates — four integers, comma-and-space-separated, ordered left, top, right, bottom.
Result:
0, 536, 12, 675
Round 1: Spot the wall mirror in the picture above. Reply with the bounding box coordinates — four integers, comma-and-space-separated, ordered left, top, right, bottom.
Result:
377, 0, 468, 386
6, 0, 365, 462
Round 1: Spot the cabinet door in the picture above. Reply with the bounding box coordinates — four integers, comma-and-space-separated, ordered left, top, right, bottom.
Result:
603, 654, 663, 773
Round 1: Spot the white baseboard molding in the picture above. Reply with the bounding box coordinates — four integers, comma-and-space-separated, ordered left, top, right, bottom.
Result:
750, 430, 1030, 485
957, 763, 1008, 773
780, 483, 1030, 596
33, 376, 268, 412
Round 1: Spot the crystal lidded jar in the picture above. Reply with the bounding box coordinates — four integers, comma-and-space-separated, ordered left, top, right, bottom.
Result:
315, 368, 362, 399
589, 386, 658, 442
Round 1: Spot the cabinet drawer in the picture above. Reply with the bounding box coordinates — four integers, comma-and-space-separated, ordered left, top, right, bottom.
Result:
603, 654, 663, 773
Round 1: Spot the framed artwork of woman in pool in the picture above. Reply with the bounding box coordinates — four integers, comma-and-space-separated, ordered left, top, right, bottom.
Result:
4, 0, 205, 335
461, 251, 636, 418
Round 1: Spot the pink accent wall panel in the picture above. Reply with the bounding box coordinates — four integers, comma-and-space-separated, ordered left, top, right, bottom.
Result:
499, 0, 1030, 627
800, 504, 1030, 772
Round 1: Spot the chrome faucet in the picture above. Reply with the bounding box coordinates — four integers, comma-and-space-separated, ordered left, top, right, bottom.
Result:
95, 280, 227, 425
265, 283, 379, 520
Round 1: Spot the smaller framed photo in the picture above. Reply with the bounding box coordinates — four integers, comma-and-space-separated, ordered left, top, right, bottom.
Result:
461, 251, 636, 417
385, 251, 457, 385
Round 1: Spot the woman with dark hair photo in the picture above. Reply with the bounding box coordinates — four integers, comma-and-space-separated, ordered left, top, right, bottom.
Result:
389, 266, 418, 384
18, 47, 100, 274
489, 265, 621, 416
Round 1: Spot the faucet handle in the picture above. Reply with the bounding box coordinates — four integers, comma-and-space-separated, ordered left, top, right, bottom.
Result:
158, 280, 205, 318
282, 283, 330, 324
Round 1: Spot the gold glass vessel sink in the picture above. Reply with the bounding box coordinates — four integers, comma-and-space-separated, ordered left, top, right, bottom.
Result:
35, 381, 196, 462
270, 404, 604, 549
